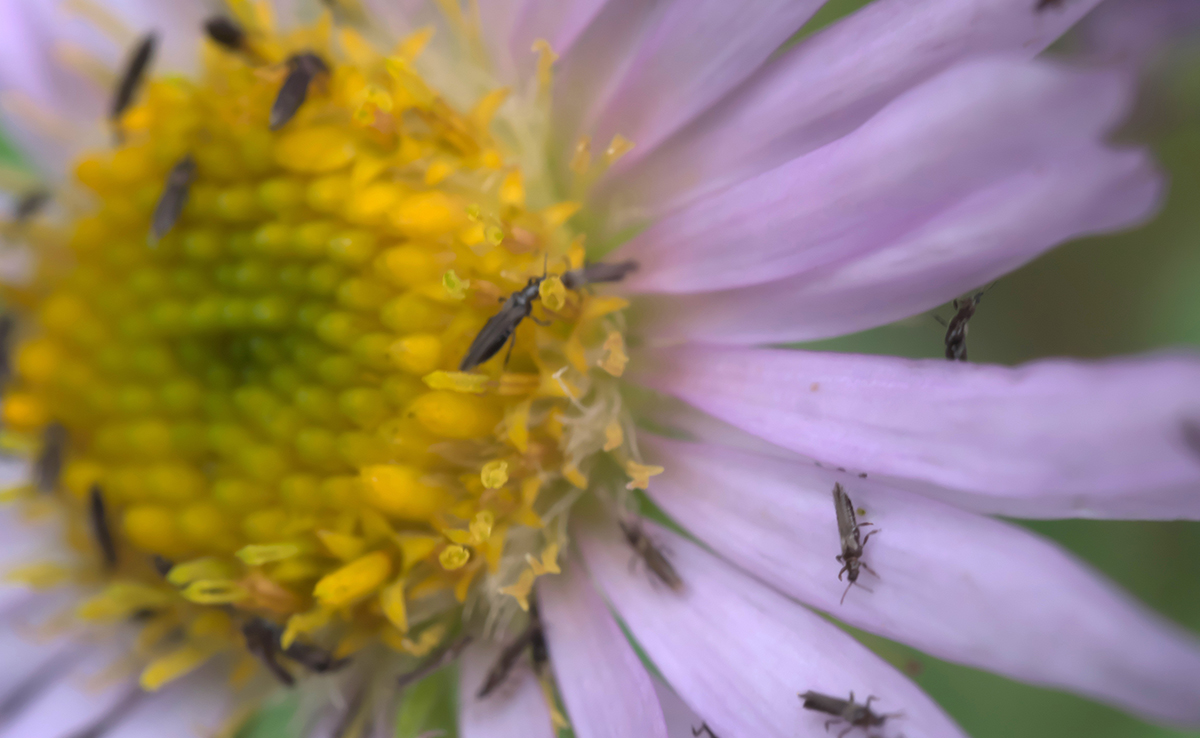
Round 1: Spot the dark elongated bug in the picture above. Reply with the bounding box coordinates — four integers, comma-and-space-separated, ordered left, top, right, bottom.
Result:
1182, 420, 1200, 459
936, 287, 991, 361
111, 33, 157, 127
692, 723, 721, 738
833, 483, 878, 605
397, 635, 474, 690
88, 484, 117, 569
1035, 0, 1064, 10
150, 155, 196, 242
34, 422, 68, 493
242, 617, 296, 687
799, 690, 900, 738
13, 191, 49, 223
152, 555, 174, 577
204, 16, 246, 51
270, 52, 330, 130
478, 603, 547, 699
0, 313, 15, 390
620, 518, 684, 592
459, 275, 548, 371
561, 260, 639, 290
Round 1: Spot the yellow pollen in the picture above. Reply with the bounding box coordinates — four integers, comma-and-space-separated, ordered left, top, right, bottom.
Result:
0, 7, 642, 692
625, 461, 665, 491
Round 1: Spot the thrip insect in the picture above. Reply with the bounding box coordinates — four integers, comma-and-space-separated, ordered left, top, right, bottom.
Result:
478, 603, 548, 699
936, 287, 989, 362
88, 484, 117, 569
13, 191, 49, 223
150, 155, 196, 242
270, 52, 330, 130
620, 517, 684, 592
799, 690, 901, 738
34, 422, 68, 493
832, 483, 878, 605
397, 635, 474, 690
111, 33, 157, 134
204, 16, 246, 51
0, 312, 15, 390
242, 617, 348, 687
459, 259, 638, 371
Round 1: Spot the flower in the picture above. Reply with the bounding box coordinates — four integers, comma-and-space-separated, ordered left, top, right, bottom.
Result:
0, 1, 1198, 737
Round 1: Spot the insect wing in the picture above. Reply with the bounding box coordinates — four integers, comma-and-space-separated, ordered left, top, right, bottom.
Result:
242, 619, 296, 686
460, 303, 525, 370
204, 16, 245, 50
150, 155, 196, 241
831, 484, 861, 554
89, 484, 117, 568
112, 33, 157, 120
799, 690, 850, 717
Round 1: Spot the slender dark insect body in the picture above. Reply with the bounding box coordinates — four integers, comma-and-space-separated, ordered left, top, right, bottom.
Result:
88, 484, 117, 569
833, 483, 878, 605
620, 518, 684, 592
459, 276, 546, 371
1034, 0, 1064, 10
799, 690, 899, 738
939, 289, 988, 361
396, 635, 474, 689
111, 34, 157, 129
561, 259, 639, 290
1182, 420, 1200, 459
0, 313, 15, 390
692, 722, 721, 738
478, 604, 546, 699
13, 191, 49, 223
150, 155, 196, 242
270, 52, 330, 130
204, 16, 246, 51
242, 618, 296, 687
152, 555, 174, 577
34, 422, 68, 493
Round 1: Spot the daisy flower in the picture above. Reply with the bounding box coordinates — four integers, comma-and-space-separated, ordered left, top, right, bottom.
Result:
0, 1, 1198, 737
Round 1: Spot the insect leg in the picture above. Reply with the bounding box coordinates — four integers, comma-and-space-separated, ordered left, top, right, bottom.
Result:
860, 561, 880, 578
860, 529, 879, 546
840, 580, 854, 605
502, 331, 518, 367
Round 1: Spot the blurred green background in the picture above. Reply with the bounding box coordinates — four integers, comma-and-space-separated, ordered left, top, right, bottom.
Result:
5, 1, 1200, 737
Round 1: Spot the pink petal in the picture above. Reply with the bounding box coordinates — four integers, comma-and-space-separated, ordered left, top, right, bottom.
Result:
634, 146, 1161, 344
459, 640, 556, 738
537, 556, 669, 738
107, 668, 233, 738
0, 596, 80, 707
576, 517, 967, 738
603, 0, 1106, 216
0, 642, 135, 738
613, 58, 1133, 294
643, 435, 1200, 726
1076, 0, 1200, 67
580, 0, 823, 170
652, 677, 708, 738
633, 346, 1200, 519
507, 0, 610, 80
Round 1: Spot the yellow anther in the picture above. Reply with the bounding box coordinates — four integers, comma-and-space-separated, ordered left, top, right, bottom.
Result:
439, 544, 469, 570
599, 331, 628, 377
582, 295, 631, 321
391, 191, 461, 237
539, 275, 566, 311
181, 579, 248, 605
394, 26, 435, 61
471, 88, 510, 131
78, 583, 171, 620
469, 511, 494, 542
408, 391, 501, 439
442, 270, 468, 300
5, 562, 70, 588
625, 461, 665, 490
481, 460, 508, 489
542, 201, 581, 228
504, 399, 531, 452
140, 643, 214, 692
563, 461, 588, 489
527, 542, 560, 576
380, 577, 409, 633
361, 464, 446, 520
166, 557, 239, 587
236, 543, 300, 566
390, 334, 443, 375
570, 136, 591, 175
531, 39, 558, 94
604, 421, 624, 452
395, 534, 440, 573
499, 568, 535, 611
317, 529, 367, 561
425, 159, 456, 185
314, 550, 392, 608
399, 623, 445, 656
423, 370, 489, 394
499, 169, 525, 208
282, 607, 332, 649
605, 134, 636, 165
275, 126, 358, 174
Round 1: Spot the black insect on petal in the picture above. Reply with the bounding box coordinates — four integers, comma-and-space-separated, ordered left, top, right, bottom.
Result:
203, 16, 245, 51
620, 517, 684, 592
13, 191, 49, 223
149, 155, 196, 243
242, 617, 296, 687
33, 422, 67, 494
477, 604, 545, 699
111, 33, 157, 125
832, 483, 879, 605
269, 52, 330, 131
88, 484, 117, 569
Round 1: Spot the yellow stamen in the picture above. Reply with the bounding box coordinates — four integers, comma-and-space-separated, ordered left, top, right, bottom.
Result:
625, 462, 665, 491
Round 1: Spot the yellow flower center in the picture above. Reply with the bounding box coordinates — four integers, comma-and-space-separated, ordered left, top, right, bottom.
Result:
1, 1, 635, 692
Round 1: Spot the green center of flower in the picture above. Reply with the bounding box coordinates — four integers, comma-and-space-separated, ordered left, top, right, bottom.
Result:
1, 3, 648, 692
